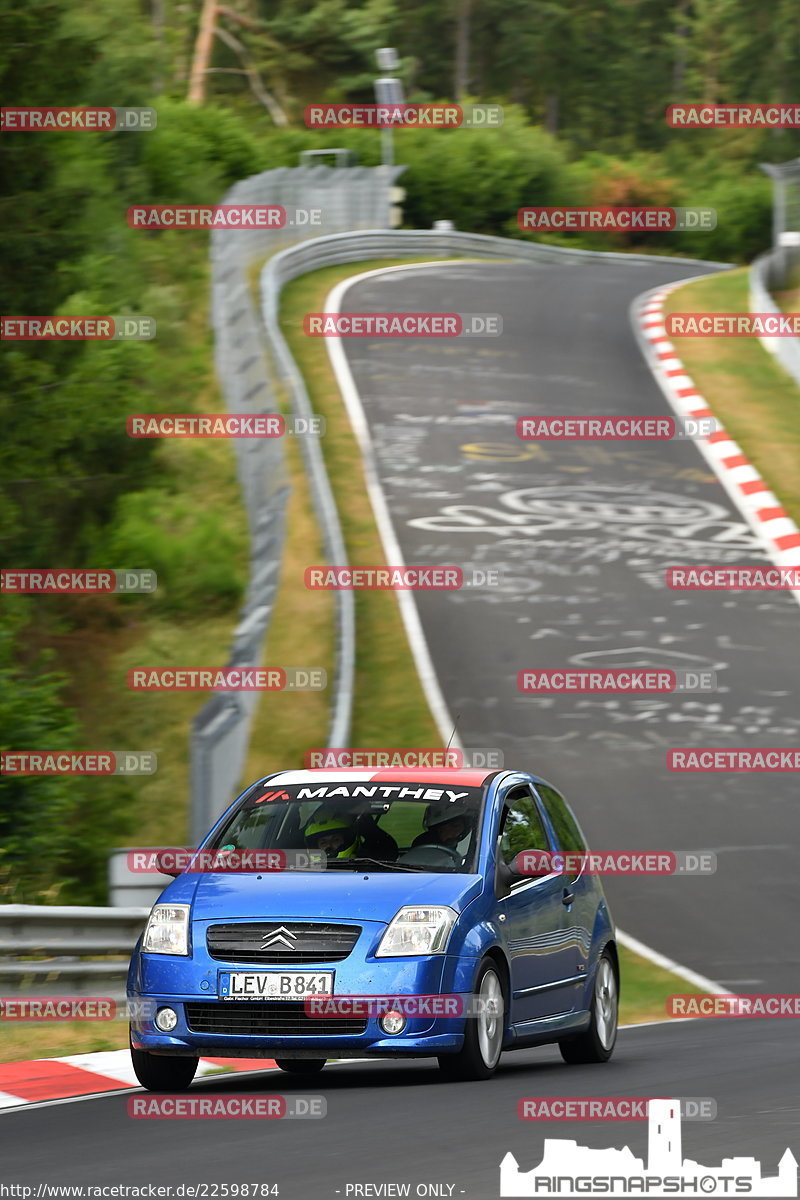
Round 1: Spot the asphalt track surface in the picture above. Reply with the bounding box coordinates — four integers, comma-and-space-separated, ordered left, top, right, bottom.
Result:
1, 1023, 796, 1193
335, 258, 800, 996
4, 256, 799, 1194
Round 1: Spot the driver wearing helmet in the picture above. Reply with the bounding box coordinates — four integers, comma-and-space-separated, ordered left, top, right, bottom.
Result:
303, 808, 359, 859
412, 801, 472, 852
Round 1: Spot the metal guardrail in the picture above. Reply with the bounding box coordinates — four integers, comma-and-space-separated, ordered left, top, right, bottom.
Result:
749, 249, 800, 390
0, 906, 149, 997
189, 165, 403, 844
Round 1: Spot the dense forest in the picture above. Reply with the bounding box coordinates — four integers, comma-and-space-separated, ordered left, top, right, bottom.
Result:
1, 0, 799, 901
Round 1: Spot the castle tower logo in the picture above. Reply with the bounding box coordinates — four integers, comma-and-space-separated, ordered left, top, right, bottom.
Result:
500, 1098, 797, 1197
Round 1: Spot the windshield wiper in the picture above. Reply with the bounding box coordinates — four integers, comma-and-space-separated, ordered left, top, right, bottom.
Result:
324, 856, 429, 873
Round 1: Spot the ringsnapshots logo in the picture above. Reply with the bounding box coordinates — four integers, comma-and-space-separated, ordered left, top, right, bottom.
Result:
1, 569, 156, 594
517, 207, 716, 232
304, 313, 502, 337
516, 415, 719, 440
1, 752, 157, 776
1, 317, 155, 340
1, 107, 156, 131
128, 1095, 326, 1120
127, 668, 326, 691
500, 1098, 797, 1197
518, 668, 717, 693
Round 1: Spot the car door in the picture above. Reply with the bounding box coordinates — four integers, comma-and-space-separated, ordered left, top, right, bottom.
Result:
533, 781, 596, 986
496, 783, 582, 1025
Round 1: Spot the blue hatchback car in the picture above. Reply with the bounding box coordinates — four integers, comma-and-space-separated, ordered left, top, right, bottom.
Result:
128, 768, 618, 1087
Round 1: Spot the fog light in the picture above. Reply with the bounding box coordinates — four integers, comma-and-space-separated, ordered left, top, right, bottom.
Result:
155, 1006, 178, 1032
379, 1010, 406, 1035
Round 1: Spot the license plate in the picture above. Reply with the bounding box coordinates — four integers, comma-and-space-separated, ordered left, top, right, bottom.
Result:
219, 971, 334, 1000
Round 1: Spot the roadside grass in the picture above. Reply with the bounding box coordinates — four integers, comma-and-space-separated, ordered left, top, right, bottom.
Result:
663, 267, 800, 522
618, 944, 703, 1026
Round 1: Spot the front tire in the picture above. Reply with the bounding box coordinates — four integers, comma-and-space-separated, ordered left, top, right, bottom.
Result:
438, 958, 505, 1081
274, 1059, 326, 1075
130, 1034, 198, 1091
559, 949, 618, 1065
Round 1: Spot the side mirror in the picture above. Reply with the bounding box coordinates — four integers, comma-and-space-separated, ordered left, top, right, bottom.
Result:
155, 849, 185, 877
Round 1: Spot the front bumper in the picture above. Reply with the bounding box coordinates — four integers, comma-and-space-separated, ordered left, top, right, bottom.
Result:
128, 929, 474, 1057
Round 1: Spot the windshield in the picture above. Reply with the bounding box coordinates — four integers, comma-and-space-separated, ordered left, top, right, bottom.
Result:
206, 779, 487, 873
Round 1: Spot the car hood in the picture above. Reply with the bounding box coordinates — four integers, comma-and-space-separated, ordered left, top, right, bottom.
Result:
162, 869, 484, 923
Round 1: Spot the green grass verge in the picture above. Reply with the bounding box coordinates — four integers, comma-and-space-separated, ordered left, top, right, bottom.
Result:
663, 267, 800, 523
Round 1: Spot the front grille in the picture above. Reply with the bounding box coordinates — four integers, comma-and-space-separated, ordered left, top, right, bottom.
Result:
207, 922, 360, 964
185, 1001, 367, 1037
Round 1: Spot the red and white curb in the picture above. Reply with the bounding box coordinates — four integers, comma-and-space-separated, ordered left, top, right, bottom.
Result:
632, 280, 800, 595
0, 1051, 278, 1110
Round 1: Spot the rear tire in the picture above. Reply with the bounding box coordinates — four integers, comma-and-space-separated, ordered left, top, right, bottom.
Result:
274, 1058, 326, 1074
130, 1034, 198, 1091
438, 958, 505, 1081
559, 949, 618, 1065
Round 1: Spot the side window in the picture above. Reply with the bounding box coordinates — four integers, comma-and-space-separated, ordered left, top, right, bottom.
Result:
498, 787, 550, 866
536, 784, 587, 854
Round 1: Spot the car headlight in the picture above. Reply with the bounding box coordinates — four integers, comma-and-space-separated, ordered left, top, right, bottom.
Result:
375, 906, 458, 957
142, 904, 190, 955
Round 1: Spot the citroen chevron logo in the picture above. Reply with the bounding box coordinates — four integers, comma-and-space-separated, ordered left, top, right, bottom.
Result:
260, 925, 296, 949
